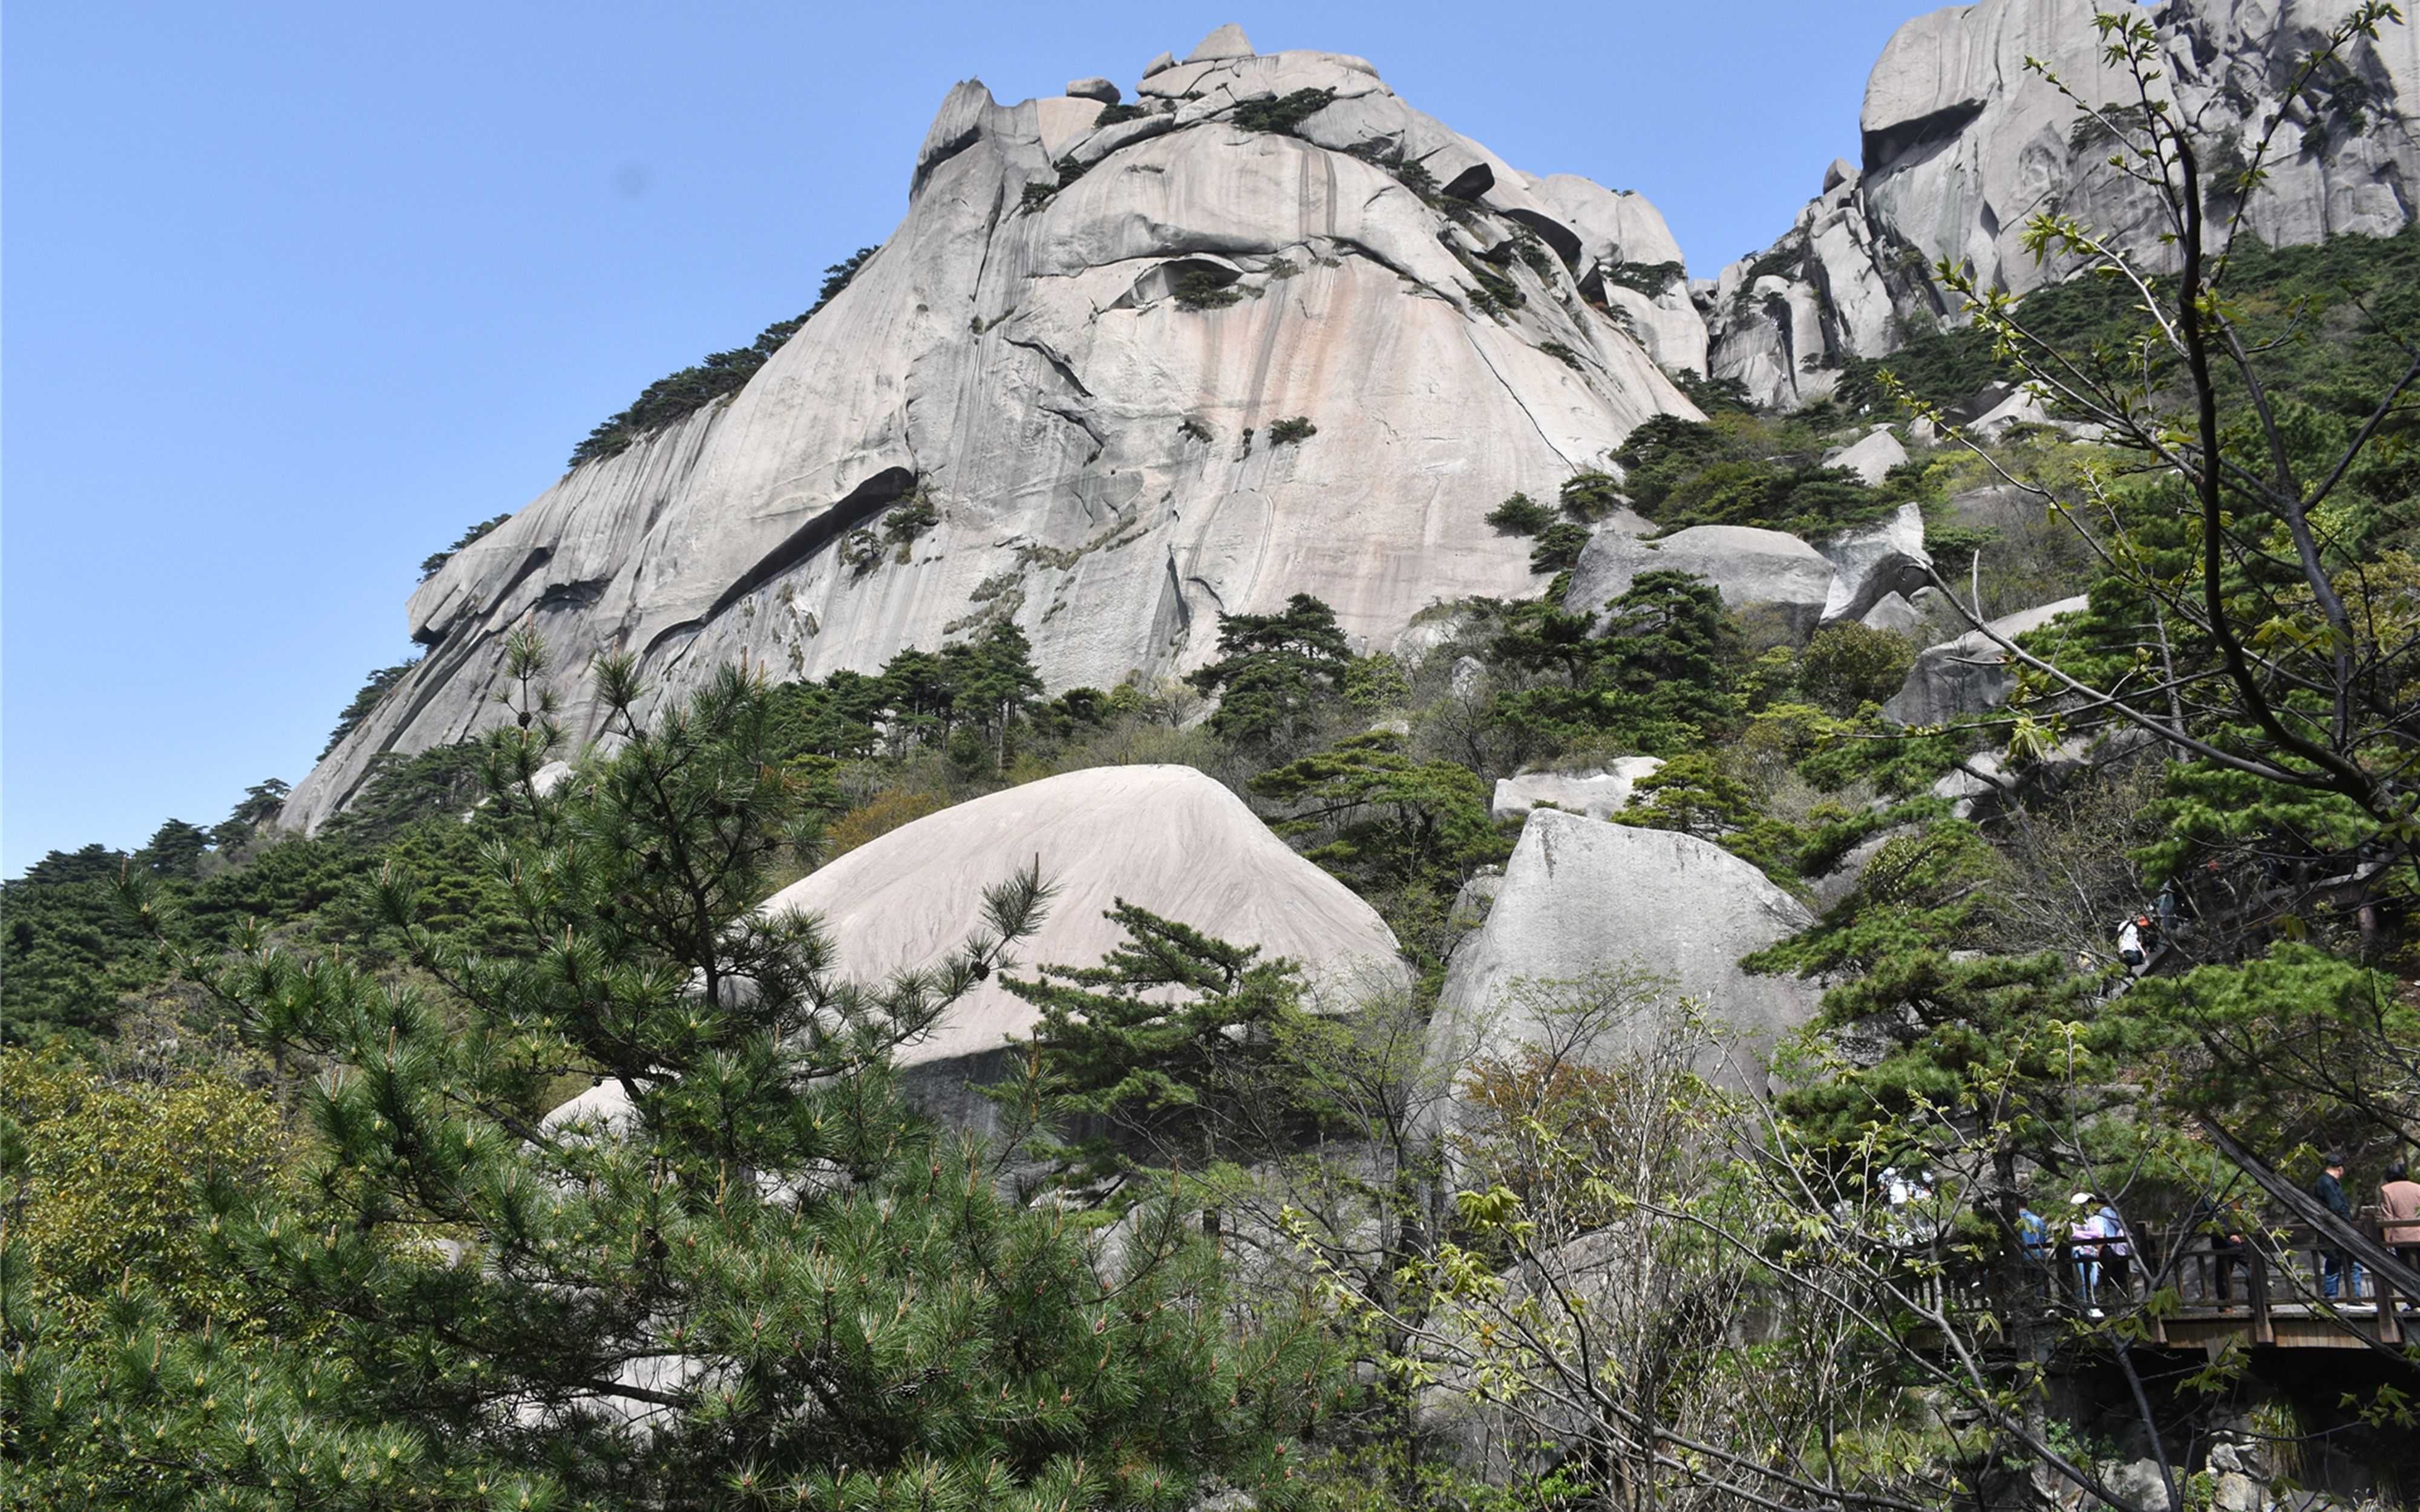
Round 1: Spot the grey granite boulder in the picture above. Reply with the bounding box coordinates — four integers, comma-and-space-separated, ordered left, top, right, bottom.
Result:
1568, 524, 1837, 640
1818, 501, 1930, 625
1427, 811, 1823, 1089
1882, 595, 2088, 726
1065, 76, 1120, 105
1490, 757, 1664, 822
1822, 426, 1906, 487
761, 764, 1406, 1130
1184, 23, 1254, 62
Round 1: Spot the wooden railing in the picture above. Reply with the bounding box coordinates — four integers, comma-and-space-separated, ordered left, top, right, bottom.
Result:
1893, 1221, 2417, 1349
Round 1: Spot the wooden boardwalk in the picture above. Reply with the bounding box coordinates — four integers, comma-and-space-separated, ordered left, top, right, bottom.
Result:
2015, 1224, 2417, 1352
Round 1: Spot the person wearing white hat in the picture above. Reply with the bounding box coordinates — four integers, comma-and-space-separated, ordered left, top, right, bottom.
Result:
2068, 1191, 2106, 1313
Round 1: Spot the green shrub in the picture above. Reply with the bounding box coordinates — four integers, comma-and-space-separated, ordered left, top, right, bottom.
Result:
1231, 88, 1334, 135
1539, 341, 1584, 371
1486, 494, 1554, 535
1560, 471, 1624, 520
1796, 622, 1917, 714
1093, 101, 1158, 126
1267, 416, 1317, 445
1511, 235, 1558, 278
320, 659, 419, 758
1019, 180, 1056, 213
1529, 521, 1591, 573
1463, 265, 1524, 316
1178, 416, 1214, 443
1173, 269, 1241, 310
1604, 260, 1686, 295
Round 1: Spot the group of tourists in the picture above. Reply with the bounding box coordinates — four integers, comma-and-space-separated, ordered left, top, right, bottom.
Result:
2018, 1193, 2131, 1316
2312, 1152, 2420, 1301
2008, 1156, 2420, 1315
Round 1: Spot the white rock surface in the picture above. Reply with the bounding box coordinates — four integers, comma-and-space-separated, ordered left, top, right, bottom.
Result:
1857, 590, 1924, 636
1882, 594, 2089, 725
1705, 0, 2419, 397
1823, 426, 1907, 487
1185, 23, 1255, 62
1818, 501, 1931, 625
762, 765, 1405, 1077
285, 45, 1704, 832
1428, 811, 1823, 1088
1490, 757, 1665, 822
1567, 524, 1837, 639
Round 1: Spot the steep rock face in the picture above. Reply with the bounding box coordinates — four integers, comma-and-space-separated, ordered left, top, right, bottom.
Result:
1705, 0, 2419, 406
1427, 810, 1823, 1092
286, 29, 1699, 831
759, 763, 1405, 1125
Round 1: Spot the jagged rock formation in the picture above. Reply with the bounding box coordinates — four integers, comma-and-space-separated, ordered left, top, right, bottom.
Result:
758, 764, 1406, 1127
1427, 810, 1824, 1092
285, 26, 1700, 832
1704, 0, 2420, 407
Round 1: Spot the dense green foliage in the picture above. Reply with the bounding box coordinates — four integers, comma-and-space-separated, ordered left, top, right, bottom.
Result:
1231, 88, 1335, 135
1186, 593, 1355, 748
1612, 410, 1921, 536
6, 663, 1336, 1511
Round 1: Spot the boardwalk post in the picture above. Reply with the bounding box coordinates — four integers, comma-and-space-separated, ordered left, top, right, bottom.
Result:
2247, 1243, 2273, 1346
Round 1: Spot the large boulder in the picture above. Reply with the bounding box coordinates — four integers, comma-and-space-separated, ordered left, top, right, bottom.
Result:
1882, 595, 2089, 725
284, 42, 1701, 833
1427, 810, 1823, 1092
760, 764, 1406, 1129
1568, 524, 1836, 639
1817, 500, 1931, 625
1490, 757, 1664, 822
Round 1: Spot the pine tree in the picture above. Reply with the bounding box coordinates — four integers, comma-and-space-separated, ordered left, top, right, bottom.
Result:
998, 904, 1304, 1208
1185, 594, 1353, 747
37, 653, 1335, 1510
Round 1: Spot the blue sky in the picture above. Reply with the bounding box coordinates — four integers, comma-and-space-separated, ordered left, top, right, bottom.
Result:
3, 0, 1928, 875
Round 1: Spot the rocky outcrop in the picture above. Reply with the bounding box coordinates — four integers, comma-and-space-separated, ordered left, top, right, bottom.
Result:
1490, 757, 1665, 821
1567, 523, 1838, 639
1882, 594, 2089, 725
1427, 810, 1823, 1090
760, 764, 1405, 1128
1817, 500, 1931, 625
284, 27, 1705, 832
1705, 0, 2420, 406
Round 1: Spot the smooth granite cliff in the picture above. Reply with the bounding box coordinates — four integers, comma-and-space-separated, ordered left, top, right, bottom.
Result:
1706, 0, 2420, 406
285, 27, 1698, 831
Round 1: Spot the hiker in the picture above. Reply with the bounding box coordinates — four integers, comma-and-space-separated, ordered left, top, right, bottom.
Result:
2069, 1192, 2108, 1311
2381, 1160, 2420, 1271
2116, 916, 2147, 968
2314, 1152, 2364, 1301
2095, 1196, 2133, 1302
2018, 1202, 2052, 1303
